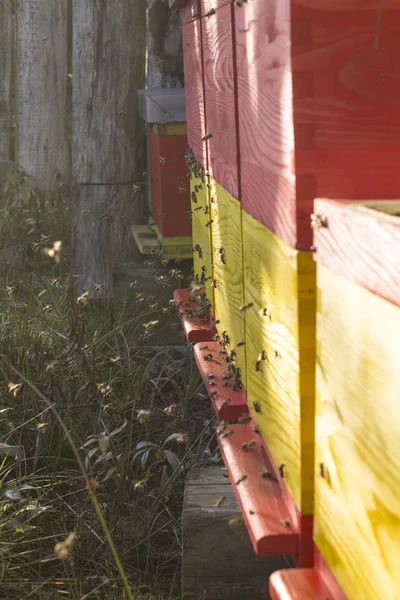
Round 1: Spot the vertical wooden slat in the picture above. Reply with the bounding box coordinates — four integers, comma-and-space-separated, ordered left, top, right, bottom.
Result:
16, 0, 70, 189
0, 1, 12, 161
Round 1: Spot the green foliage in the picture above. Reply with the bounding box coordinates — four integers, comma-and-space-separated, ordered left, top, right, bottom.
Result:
0, 270, 217, 600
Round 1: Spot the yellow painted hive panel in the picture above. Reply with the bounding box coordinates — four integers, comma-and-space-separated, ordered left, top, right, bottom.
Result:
210, 181, 246, 383
315, 266, 400, 600
190, 174, 214, 311
242, 211, 316, 514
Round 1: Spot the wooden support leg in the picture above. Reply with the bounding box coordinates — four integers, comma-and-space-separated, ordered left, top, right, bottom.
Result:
182, 467, 293, 600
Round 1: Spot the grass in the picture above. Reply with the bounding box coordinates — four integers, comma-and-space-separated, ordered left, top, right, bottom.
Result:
0, 165, 218, 599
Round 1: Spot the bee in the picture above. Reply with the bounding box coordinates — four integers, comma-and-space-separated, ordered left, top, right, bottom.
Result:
233, 381, 243, 391
220, 253, 226, 265
207, 373, 215, 380
209, 381, 216, 387
260, 470, 274, 480
211, 279, 218, 288
201, 133, 213, 141
203, 205, 209, 215
199, 345, 209, 351
204, 354, 213, 361
249, 509, 255, 515
319, 463, 326, 478
210, 196, 215, 203
238, 415, 251, 424
235, 475, 248, 485
212, 334, 220, 341
212, 319, 220, 325
311, 213, 327, 229
254, 426, 261, 435
221, 398, 231, 409
205, 219, 214, 227
222, 429, 235, 438
255, 360, 262, 372
237, 341, 245, 347
191, 191, 197, 203
281, 519, 291, 528
259, 307, 271, 317
229, 516, 244, 528
42, 240, 62, 264
216, 421, 228, 434
209, 391, 218, 399
219, 247, 225, 254
137, 409, 151, 424
252, 400, 261, 413
278, 464, 286, 478
215, 495, 226, 507
159, 156, 167, 165
259, 350, 267, 361
239, 302, 253, 311
164, 404, 178, 415
205, 7, 216, 16
242, 439, 257, 451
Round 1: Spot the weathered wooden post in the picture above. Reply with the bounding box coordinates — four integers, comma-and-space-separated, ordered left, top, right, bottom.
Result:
0, 1, 12, 162
16, 1, 70, 189
72, 0, 146, 298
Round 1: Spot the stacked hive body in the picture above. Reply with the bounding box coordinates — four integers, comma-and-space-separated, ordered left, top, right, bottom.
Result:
179, 0, 400, 597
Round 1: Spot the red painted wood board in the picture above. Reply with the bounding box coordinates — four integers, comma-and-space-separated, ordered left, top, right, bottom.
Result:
235, 0, 400, 250
194, 342, 248, 420
292, 4, 400, 248
148, 130, 192, 237
270, 568, 347, 600
218, 423, 298, 556
201, 0, 233, 17
313, 198, 400, 309
182, 0, 200, 26
235, 0, 297, 245
182, 19, 208, 169
174, 289, 216, 342
202, 4, 239, 199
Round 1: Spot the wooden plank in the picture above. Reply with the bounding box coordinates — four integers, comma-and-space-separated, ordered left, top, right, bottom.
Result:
182, 19, 207, 168
181, 0, 200, 26
210, 182, 246, 384
0, 0, 12, 161
292, 2, 400, 248
174, 288, 216, 343
194, 342, 248, 420
201, 0, 233, 15
243, 211, 316, 514
235, 0, 400, 250
218, 423, 299, 555
16, 0, 70, 190
270, 568, 345, 600
315, 265, 400, 600
313, 198, 400, 309
183, 467, 293, 600
148, 129, 192, 237
190, 173, 214, 310
235, 0, 297, 247
202, 4, 239, 199
132, 224, 161, 255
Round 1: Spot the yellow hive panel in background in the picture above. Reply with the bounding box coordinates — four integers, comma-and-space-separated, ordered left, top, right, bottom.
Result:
243, 211, 316, 514
315, 266, 400, 600
210, 182, 246, 382
190, 174, 214, 311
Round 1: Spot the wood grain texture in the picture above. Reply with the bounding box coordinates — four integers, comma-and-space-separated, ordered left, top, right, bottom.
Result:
314, 198, 400, 310
210, 182, 245, 382
194, 342, 248, 420
182, 20, 207, 168
292, 3, 400, 248
270, 568, 342, 600
201, 0, 233, 16
181, 0, 200, 26
148, 129, 192, 237
315, 265, 400, 600
16, 0, 70, 190
191, 174, 214, 309
235, 0, 297, 246
183, 467, 292, 600
0, 1, 12, 161
243, 211, 316, 514
218, 423, 298, 555
73, 0, 146, 183
202, 4, 239, 199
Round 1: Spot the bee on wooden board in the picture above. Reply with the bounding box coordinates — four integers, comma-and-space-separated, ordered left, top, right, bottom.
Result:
238, 414, 251, 425
260, 470, 274, 480
235, 475, 247, 485
215, 495, 226, 507
221, 398, 231, 409
278, 464, 286, 478
241, 439, 257, 452
229, 516, 244, 528
240, 302, 253, 311
252, 400, 261, 413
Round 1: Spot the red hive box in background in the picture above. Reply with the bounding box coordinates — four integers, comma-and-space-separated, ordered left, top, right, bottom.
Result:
148, 125, 192, 238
